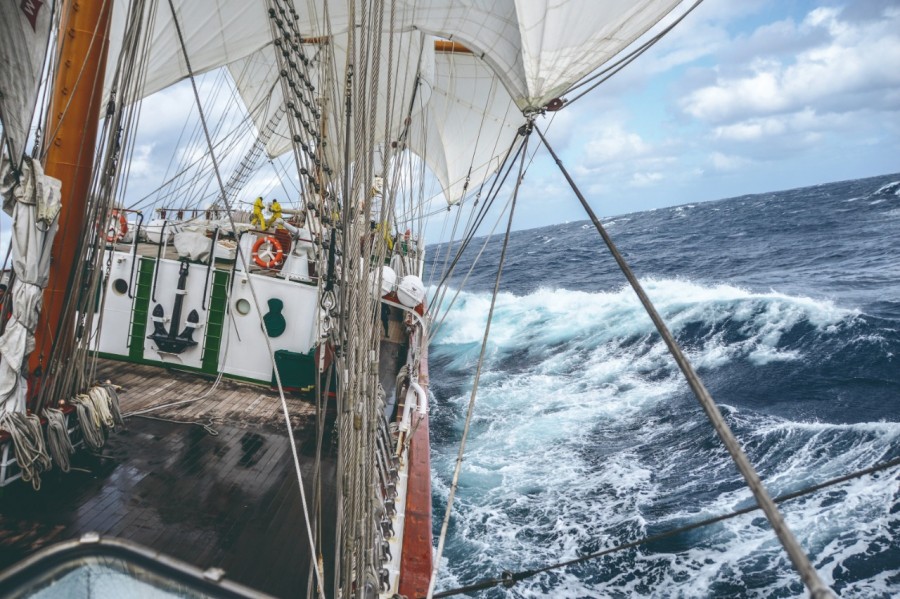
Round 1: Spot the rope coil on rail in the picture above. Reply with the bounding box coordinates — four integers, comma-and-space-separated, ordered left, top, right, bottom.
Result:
71, 384, 125, 451
44, 408, 75, 473
0, 412, 51, 490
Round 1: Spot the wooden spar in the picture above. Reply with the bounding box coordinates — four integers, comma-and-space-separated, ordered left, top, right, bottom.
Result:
29, 0, 113, 399
433, 40, 473, 54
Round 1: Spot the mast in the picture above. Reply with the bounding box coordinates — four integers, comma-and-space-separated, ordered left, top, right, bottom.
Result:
28, 0, 113, 399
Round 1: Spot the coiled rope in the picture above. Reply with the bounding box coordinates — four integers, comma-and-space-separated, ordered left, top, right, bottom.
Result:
71, 384, 124, 451
44, 408, 75, 473
72, 395, 104, 450
0, 412, 51, 490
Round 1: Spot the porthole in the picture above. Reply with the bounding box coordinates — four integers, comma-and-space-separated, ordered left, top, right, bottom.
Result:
235, 298, 251, 315
112, 278, 129, 295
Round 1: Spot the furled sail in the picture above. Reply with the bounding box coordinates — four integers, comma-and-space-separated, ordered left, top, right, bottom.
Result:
106, 1, 685, 113
0, 0, 54, 162
0, 157, 61, 417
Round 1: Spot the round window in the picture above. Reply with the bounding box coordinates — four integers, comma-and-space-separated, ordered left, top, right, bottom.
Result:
112, 278, 129, 295
235, 298, 251, 315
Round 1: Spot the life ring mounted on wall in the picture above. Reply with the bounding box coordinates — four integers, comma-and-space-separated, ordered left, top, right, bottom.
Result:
252, 235, 285, 268
106, 210, 128, 243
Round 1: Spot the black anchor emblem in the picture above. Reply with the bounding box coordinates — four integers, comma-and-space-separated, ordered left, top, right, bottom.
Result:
148, 261, 199, 354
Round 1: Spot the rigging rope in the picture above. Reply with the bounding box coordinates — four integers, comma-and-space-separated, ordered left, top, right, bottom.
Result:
425, 455, 900, 598
427, 122, 531, 599
533, 124, 833, 599
164, 3, 325, 596
564, 0, 706, 108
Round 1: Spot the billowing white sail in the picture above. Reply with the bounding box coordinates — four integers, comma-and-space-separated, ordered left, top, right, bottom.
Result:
107, 1, 685, 112
225, 30, 432, 164
408, 0, 684, 109
407, 45, 522, 206
0, 0, 54, 162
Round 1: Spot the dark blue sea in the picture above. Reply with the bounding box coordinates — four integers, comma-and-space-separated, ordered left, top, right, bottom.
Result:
424, 173, 900, 598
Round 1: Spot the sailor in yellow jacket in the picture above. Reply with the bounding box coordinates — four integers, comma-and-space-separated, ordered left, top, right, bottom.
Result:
267, 199, 283, 228
251, 196, 266, 227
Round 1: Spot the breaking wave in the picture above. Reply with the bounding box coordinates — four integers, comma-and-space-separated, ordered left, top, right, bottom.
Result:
429, 280, 900, 597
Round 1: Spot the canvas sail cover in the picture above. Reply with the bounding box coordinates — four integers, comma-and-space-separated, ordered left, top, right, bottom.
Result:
106, 0, 685, 112
0, 157, 61, 416
0, 0, 55, 162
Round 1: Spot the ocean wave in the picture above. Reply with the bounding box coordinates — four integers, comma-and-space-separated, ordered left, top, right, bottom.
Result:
872, 180, 900, 197
431, 279, 857, 372
429, 279, 898, 597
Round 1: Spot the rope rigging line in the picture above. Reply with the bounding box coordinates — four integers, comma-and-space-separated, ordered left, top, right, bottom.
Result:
427, 121, 532, 599
425, 455, 900, 598
164, 3, 325, 597
426, 131, 526, 315
38, 0, 113, 164
533, 124, 834, 598
563, 0, 706, 108
427, 111, 554, 337
35, 0, 153, 410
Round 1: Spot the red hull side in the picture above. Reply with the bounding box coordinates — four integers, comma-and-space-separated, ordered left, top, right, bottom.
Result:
398, 344, 433, 598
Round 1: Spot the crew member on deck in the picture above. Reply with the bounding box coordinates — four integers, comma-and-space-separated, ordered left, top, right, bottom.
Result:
267, 199, 283, 228
251, 196, 266, 227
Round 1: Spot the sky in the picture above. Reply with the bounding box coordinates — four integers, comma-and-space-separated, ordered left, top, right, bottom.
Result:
500, 0, 900, 235
2, 0, 899, 249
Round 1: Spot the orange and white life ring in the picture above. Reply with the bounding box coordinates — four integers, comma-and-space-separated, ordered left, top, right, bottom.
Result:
106, 210, 128, 243
252, 235, 284, 268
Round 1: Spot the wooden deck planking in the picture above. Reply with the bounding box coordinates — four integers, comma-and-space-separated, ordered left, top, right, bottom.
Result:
93, 359, 317, 429
0, 358, 335, 598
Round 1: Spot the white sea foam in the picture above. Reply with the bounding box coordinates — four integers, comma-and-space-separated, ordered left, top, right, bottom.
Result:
873, 180, 900, 196
430, 280, 896, 597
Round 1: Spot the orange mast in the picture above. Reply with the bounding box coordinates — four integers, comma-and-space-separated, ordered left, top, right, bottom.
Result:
29, 0, 113, 400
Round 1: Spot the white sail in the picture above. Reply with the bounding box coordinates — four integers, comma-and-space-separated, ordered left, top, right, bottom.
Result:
225, 30, 432, 163
407, 45, 522, 206
0, 0, 54, 162
106, 1, 685, 112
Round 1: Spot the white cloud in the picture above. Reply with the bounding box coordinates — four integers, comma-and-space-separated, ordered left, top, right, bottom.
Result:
582, 124, 651, 166
681, 5, 900, 125
711, 151, 753, 172
127, 144, 156, 177
631, 171, 665, 187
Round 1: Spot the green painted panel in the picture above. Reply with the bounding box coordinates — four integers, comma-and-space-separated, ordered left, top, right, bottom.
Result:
129, 257, 155, 360
201, 269, 230, 374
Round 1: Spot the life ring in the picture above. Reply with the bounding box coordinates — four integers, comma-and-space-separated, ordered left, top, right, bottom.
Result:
252, 235, 284, 268
106, 210, 128, 243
